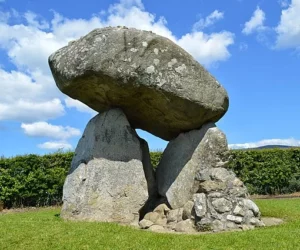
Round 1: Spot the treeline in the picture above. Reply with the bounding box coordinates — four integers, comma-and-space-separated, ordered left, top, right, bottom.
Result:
0, 149, 299, 208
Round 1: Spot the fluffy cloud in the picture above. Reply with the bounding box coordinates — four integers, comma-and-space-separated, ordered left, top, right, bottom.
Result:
275, 0, 300, 49
0, 69, 64, 122
229, 138, 300, 149
0, 99, 64, 122
0, 0, 234, 125
21, 122, 81, 140
193, 10, 224, 31
38, 141, 73, 150
242, 7, 266, 35
65, 97, 97, 115
178, 32, 234, 66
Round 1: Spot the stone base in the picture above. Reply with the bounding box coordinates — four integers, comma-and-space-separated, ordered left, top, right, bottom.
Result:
144, 123, 264, 232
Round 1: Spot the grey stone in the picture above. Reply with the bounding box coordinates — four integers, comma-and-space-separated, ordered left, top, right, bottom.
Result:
175, 219, 196, 233
233, 205, 245, 217
211, 198, 232, 213
195, 169, 211, 182
153, 204, 170, 217
207, 192, 224, 198
182, 201, 194, 220
215, 161, 229, 168
227, 215, 243, 224
148, 225, 165, 232
49, 27, 229, 141
193, 193, 207, 218
166, 222, 177, 230
228, 187, 248, 198
196, 218, 213, 232
212, 220, 225, 232
243, 199, 260, 216
61, 109, 148, 224
250, 217, 265, 227
139, 219, 154, 229
167, 208, 183, 223
226, 221, 239, 230
210, 168, 235, 182
144, 212, 160, 223
156, 124, 228, 208
155, 217, 168, 226
199, 181, 226, 193
231, 178, 244, 187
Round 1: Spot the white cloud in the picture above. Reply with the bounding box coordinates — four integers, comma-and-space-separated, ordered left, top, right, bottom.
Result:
178, 31, 234, 66
229, 138, 300, 149
24, 11, 49, 30
0, 69, 64, 122
242, 7, 266, 35
278, 0, 290, 8
0, 11, 10, 22
65, 97, 97, 115
0, 99, 64, 122
193, 10, 224, 31
275, 0, 300, 49
21, 122, 81, 140
0, 0, 234, 125
38, 141, 73, 150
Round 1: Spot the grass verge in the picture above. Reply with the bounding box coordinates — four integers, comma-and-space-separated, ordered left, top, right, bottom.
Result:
1, 199, 300, 250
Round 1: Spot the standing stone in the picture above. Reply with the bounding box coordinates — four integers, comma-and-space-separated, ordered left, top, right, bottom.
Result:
61, 109, 152, 224
49, 26, 229, 141
156, 123, 226, 208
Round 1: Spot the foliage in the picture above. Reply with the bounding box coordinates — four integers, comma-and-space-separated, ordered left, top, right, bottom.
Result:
150, 151, 163, 170
228, 148, 300, 195
1, 148, 300, 208
0, 153, 73, 208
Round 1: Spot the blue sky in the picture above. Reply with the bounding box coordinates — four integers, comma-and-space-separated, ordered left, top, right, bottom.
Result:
0, 0, 299, 156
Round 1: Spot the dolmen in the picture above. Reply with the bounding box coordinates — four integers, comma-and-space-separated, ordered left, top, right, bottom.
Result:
49, 26, 264, 232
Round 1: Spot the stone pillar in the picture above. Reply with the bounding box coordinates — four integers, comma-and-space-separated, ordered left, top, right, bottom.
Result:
61, 109, 154, 225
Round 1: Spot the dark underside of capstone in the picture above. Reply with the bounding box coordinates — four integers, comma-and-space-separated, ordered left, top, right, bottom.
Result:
48, 26, 229, 141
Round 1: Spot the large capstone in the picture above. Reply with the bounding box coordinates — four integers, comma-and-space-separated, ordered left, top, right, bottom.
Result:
61, 109, 154, 224
48, 26, 229, 140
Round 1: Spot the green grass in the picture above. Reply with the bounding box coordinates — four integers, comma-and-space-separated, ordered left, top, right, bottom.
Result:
1, 199, 300, 250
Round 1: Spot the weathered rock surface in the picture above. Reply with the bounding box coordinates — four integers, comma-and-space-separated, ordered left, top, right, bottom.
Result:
49, 26, 229, 140
150, 123, 264, 232
61, 109, 153, 224
156, 122, 226, 208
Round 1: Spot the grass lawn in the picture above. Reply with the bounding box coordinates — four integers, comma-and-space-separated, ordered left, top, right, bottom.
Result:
1, 199, 300, 250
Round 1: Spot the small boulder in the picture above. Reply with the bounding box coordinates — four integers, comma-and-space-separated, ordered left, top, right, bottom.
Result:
211, 198, 232, 213
182, 201, 194, 220
144, 212, 160, 223
175, 219, 196, 233
139, 219, 154, 229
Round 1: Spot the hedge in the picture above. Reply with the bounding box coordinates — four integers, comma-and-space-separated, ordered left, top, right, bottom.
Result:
1, 149, 300, 208
228, 148, 300, 195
